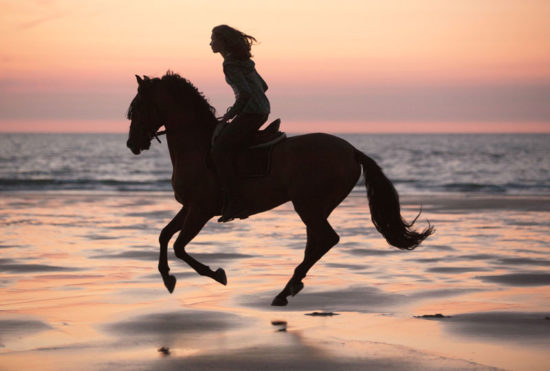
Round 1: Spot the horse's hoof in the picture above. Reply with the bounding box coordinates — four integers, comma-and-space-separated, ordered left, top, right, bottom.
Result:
271, 296, 288, 306
162, 274, 176, 293
214, 268, 227, 286
289, 281, 304, 297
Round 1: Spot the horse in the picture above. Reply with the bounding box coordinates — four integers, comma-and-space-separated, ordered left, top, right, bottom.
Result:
126, 72, 433, 306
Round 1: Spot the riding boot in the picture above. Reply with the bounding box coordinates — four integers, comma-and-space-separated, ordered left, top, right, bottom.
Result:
217, 153, 250, 223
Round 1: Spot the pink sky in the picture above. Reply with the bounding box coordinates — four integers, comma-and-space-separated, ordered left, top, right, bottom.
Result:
1, 0, 549, 133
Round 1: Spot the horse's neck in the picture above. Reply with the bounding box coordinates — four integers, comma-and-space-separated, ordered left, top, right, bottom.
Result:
165, 115, 216, 168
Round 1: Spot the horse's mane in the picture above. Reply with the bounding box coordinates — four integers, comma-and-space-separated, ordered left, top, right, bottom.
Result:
160, 71, 217, 118
127, 71, 217, 121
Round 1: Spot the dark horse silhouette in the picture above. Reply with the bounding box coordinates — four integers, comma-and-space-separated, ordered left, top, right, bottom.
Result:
126, 72, 433, 306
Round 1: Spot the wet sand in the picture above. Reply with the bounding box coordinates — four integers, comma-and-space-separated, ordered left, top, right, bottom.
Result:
1, 192, 549, 370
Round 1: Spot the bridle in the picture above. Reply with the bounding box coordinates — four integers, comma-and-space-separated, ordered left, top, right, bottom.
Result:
134, 85, 167, 145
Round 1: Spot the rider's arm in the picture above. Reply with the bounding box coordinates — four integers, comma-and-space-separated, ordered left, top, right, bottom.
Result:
222, 64, 252, 121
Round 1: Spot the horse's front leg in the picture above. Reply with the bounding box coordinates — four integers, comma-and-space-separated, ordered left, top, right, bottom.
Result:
173, 208, 227, 286
158, 207, 187, 293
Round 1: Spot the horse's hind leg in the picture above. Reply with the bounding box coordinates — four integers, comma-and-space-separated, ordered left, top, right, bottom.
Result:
172, 209, 227, 286
158, 207, 187, 293
272, 217, 339, 306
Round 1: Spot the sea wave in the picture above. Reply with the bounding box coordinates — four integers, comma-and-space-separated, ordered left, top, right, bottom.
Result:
1, 133, 549, 195
0, 178, 173, 192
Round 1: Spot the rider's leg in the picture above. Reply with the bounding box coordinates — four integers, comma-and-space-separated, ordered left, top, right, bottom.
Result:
211, 113, 267, 222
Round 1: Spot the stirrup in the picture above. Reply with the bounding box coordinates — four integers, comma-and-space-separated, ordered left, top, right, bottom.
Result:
218, 209, 249, 223
218, 196, 250, 222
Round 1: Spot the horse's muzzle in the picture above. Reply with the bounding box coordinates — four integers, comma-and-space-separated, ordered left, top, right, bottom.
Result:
127, 139, 141, 155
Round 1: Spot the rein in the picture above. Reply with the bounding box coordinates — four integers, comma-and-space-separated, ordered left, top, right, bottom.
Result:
154, 130, 166, 143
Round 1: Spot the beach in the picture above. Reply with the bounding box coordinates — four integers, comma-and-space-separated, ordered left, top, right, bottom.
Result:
1, 191, 549, 370
2, 0, 550, 366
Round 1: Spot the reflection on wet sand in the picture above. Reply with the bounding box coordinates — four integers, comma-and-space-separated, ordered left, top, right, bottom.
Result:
0, 192, 549, 370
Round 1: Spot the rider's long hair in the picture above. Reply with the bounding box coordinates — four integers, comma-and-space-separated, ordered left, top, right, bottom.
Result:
212, 25, 257, 60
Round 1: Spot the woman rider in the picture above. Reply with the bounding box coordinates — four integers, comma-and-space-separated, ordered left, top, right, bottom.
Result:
210, 25, 270, 222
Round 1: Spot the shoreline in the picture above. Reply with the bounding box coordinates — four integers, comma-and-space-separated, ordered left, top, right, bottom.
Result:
2, 189, 550, 206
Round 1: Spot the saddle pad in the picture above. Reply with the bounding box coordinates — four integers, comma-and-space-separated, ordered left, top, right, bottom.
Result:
235, 146, 274, 178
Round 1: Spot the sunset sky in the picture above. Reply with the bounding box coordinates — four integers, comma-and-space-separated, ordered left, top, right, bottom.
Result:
1, 0, 549, 133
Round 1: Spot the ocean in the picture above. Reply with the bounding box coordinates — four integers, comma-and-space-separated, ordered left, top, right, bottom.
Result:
1, 133, 550, 370
1, 133, 549, 195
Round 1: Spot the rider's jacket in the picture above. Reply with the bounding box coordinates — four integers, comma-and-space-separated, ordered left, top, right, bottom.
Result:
222, 55, 270, 121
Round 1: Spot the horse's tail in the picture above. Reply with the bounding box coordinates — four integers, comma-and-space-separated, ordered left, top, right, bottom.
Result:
355, 150, 434, 250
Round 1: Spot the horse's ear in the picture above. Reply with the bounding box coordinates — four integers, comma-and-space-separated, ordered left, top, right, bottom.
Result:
136, 75, 143, 85
144, 75, 151, 81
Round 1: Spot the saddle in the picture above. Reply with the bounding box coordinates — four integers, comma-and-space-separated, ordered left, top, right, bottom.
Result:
212, 119, 287, 178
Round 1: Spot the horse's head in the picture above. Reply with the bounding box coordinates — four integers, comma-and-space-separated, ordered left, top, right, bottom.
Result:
126, 75, 164, 155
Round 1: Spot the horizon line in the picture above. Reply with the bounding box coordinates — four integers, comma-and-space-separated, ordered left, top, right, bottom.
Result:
1, 119, 548, 134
